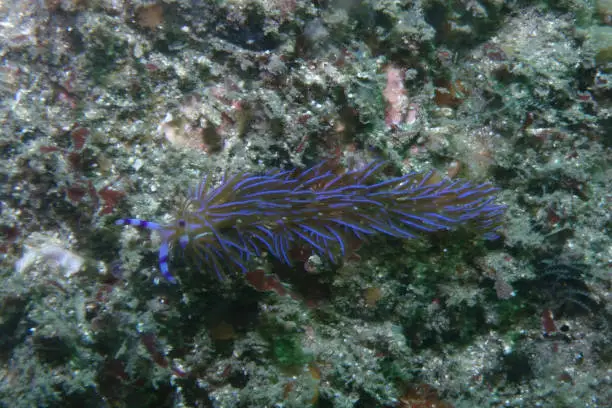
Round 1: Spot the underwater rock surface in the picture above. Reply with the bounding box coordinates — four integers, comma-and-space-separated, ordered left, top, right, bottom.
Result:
0, 0, 609, 407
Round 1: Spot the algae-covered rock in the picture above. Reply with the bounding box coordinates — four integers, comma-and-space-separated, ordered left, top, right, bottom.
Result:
589, 26, 612, 64
597, 0, 612, 23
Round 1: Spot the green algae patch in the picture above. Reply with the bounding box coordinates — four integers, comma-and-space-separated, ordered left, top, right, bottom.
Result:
590, 26, 612, 64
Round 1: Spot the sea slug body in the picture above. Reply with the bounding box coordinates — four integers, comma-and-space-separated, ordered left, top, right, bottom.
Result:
116, 161, 505, 283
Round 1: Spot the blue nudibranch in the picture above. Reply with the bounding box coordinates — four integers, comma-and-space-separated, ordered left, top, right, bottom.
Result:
116, 161, 505, 283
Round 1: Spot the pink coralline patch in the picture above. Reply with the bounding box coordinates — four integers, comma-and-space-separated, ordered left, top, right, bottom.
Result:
541, 309, 558, 335
405, 103, 419, 125
160, 84, 249, 153
245, 268, 301, 301
39, 126, 126, 216
159, 117, 206, 151
383, 65, 410, 129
